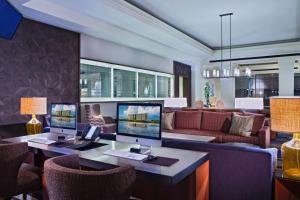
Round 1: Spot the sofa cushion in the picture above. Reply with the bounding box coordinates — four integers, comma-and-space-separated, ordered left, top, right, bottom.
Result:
162, 112, 175, 130
229, 113, 254, 137
201, 111, 232, 132
241, 112, 266, 135
175, 111, 202, 130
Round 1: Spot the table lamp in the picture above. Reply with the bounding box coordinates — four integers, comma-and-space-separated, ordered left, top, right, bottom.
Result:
20, 97, 47, 135
270, 97, 300, 180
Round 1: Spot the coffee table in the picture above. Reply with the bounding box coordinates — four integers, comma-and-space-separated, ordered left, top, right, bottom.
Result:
162, 132, 216, 143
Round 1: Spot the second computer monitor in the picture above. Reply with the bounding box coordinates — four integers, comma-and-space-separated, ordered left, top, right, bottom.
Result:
50, 103, 77, 136
116, 103, 162, 147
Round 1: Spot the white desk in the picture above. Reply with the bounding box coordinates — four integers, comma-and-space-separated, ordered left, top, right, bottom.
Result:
5, 133, 209, 200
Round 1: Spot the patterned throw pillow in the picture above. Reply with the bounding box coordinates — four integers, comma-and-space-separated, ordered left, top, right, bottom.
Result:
162, 112, 175, 130
229, 113, 254, 137
90, 115, 106, 126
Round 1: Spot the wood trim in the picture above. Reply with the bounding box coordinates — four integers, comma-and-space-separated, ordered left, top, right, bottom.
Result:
196, 160, 209, 200
173, 61, 192, 106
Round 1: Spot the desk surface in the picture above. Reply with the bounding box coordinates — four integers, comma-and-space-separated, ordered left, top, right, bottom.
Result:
162, 132, 215, 143
4, 133, 208, 185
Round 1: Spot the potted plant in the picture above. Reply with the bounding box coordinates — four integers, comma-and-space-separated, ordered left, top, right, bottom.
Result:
204, 82, 211, 106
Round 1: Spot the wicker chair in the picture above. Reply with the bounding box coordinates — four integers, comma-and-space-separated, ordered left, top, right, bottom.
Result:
195, 100, 204, 109
216, 99, 225, 109
0, 142, 42, 199
44, 154, 136, 200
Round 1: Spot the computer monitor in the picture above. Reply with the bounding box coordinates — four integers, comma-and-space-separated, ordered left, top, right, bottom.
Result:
116, 103, 162, 147
50, 103, 77, 135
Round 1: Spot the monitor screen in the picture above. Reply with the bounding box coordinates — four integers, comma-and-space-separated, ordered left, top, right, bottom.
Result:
117, 103, 162, 140
50, 103, 77, 130
0, 0, 22, 39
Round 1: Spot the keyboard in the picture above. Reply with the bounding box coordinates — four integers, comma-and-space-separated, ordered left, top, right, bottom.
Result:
104, 149, 148, 161
28, 138, 56, 145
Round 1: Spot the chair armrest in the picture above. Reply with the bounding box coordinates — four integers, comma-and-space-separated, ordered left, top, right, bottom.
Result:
102, 123, 116, 134
258, 126, 270, 148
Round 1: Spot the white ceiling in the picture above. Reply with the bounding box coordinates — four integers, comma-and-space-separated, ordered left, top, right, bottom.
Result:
128, 0, 300, 48
7, 0, 300, 64
8, 0, 213, 64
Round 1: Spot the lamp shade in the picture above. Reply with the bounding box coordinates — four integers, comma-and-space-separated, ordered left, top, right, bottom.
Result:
270, 97, 300, 133
20, 97, 47, 115
164, 98, 187, 108
235, 98, 264, 110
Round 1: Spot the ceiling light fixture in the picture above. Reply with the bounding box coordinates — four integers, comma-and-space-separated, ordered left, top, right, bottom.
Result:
203, 13, 251, 78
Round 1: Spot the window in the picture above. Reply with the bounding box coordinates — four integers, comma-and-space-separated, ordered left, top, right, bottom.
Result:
157, 76, 171, 97
80, 64, 111, 97
80, 59, 173, 102
114, 69, 136, 97
138, 73, 156, 98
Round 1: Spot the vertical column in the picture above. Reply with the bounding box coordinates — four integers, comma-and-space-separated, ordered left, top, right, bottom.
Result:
220, 78, 235, 108
192, 64, 203, 106
278, 57, 295, 96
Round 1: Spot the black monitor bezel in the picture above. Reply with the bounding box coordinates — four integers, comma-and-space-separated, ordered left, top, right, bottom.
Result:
50, 103, 77, 130
116, 102, 162, 140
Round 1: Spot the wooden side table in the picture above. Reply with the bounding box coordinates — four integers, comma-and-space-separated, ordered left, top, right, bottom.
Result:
275, 169, 300, 200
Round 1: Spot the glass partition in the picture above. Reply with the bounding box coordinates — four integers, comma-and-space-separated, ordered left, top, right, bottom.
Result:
113, 69, 136, 98
157, 76, 171, 97
80, 59, 173, 102
80, 64, 111, 97
138, 73, 156, 98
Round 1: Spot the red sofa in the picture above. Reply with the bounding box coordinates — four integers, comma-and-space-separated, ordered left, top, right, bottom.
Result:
163, 110, 270, 148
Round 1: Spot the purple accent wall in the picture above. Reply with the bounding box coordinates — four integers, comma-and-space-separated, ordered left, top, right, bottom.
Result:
0, 18, 79, 126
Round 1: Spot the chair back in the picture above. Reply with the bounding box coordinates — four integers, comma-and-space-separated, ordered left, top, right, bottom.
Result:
0, 142, 28, 197
209, 96, 217, 107
195, 100, 204, 109
44, 154, 136, 200
84, 104, 105, 126
91, 104, 101, 116
216, 100, 225, 109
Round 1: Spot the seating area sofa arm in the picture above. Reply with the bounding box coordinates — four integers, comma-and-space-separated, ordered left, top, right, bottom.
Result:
258, 126, 271, 148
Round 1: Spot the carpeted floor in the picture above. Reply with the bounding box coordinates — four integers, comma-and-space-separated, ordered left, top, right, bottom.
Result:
270, 133, 292, 157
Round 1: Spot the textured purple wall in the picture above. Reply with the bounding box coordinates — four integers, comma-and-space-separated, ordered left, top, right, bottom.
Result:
0, 18, 79, 125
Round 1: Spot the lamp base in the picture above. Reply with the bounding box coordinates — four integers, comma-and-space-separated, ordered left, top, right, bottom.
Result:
26, 115, 42, 135
282, 133, 300, 180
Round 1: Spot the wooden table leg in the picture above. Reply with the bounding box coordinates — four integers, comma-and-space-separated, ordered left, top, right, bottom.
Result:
196, 160, 209, 200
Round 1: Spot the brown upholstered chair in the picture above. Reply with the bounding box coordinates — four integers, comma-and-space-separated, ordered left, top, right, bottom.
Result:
44, 154, 136, 200
195, 100, 204, 109
216, 99, 225, 109
0, 142, 42, 199
84, 104, 116, 133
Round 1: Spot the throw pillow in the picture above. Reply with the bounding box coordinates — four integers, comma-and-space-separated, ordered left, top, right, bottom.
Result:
162, 112, 175, 130
90, 115, 106, 126
241, 112, 266, 135
229, 113, 254, 137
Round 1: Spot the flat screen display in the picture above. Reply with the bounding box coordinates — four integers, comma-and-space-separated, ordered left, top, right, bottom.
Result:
0, 0, 22, 39
117, 103, 162, 140
50, 103, 77, 130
